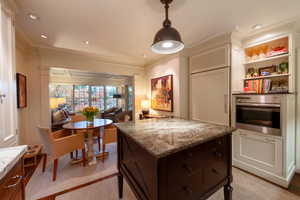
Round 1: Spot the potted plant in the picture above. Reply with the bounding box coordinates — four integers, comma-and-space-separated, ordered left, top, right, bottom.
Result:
81, 106, 99, 125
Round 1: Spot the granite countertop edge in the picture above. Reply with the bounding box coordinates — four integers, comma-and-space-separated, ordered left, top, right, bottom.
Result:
115, 119, 235, 159
0, 145, 28, 180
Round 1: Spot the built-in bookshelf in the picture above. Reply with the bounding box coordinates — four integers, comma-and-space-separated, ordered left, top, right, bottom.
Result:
243, 73, 290, 81
242, 36, 290, 94
243, 53, 289, 65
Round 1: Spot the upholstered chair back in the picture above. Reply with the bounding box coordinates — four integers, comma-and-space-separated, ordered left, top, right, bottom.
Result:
37, 127, 53, 156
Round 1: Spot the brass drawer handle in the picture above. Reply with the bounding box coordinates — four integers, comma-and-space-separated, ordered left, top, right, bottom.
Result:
183, 186, 193, 196
185, 152, 193, 158
182, 164, 193, 174
214, 151, 223, 158
4, 175, 23, 189
212, 168, 219, 175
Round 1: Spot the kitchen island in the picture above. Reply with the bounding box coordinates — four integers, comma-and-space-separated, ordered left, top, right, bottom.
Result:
115, 118, 234, 200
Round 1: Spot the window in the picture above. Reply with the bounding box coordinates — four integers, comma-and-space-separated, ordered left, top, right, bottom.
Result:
91, 86, 105, 110
128, 86, 133, 111
49, 84, 124, 112
105, 86, 117, 109
74, 85, 89, 111
49, 84, 73, 108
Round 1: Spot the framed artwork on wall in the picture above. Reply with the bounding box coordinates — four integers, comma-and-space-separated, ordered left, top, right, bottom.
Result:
16, 73, 27, 108
151, 75, 173, 112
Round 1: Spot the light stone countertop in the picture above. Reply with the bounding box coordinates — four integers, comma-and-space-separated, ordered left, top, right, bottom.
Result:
0, 145, 27, 180
115, 118, 234, 158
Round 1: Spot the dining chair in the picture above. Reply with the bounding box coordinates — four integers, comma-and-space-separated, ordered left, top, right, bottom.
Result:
71, 114, 102, 152
101, 124, 117, 162
37, 127, 86, 181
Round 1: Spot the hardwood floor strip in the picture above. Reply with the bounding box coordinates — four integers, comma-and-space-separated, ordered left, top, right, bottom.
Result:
37, 172, 118, 200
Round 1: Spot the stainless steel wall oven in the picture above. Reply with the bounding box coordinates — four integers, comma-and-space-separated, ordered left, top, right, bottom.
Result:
234, 95, 281, 136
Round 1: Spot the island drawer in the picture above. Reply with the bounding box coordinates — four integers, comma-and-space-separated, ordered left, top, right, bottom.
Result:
166, 135, 229, 198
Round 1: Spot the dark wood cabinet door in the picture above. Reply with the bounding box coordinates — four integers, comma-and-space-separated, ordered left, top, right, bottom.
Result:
120, 134, 158, 200
166, 136, 229, 200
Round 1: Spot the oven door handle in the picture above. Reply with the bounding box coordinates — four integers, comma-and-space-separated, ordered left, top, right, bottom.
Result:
236, 103, 280, 108
236, 106, 280, 112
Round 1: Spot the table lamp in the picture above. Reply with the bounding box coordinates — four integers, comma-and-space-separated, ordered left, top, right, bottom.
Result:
141, 100, 150, 115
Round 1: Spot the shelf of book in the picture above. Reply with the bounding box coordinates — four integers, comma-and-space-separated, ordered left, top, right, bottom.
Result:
243, 73, 290, 81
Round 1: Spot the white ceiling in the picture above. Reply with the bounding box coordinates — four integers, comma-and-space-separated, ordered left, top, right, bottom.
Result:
15, 0, 300, 66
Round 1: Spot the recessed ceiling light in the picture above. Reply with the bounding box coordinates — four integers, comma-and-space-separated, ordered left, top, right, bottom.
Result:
41, 34, 48, 39
85, 41, 89, 45
252, 24, 263, 30
28, 13, 38, 20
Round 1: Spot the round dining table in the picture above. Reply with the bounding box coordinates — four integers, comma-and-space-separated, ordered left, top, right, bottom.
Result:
63, 118, 113, 165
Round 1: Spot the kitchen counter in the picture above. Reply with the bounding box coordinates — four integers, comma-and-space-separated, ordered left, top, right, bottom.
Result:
0, 145, 27, 180
115, 118, 234, 158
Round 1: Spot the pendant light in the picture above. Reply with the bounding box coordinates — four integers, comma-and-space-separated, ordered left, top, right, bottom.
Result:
151, 0, 184, 54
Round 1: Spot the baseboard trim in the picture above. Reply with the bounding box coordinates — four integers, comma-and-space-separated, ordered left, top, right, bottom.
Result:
37, 172, 118, 200
233, 159, 295, 188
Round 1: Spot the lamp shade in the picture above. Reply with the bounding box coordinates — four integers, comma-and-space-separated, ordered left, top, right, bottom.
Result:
151, 26, 184, 54
141, 100, 150, 111
50, 97, 66, 109
151, 0, 184, 54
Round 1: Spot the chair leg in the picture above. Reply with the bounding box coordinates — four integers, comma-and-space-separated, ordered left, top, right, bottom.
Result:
97, 135, 101, 152
42, 154, 47, 173
70, 152, 74, 159
53, 159, 58, 181
75, 150, 78, 159
102, 143, 106, 163
82, 148, 86, 167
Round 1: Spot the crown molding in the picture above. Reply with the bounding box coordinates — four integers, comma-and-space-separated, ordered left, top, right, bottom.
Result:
35, 45, 146, 69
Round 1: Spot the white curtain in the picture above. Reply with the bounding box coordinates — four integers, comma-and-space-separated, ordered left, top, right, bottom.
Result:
0, 0, 17, 146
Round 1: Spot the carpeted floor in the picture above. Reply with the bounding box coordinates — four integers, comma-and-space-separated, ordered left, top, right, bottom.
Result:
25, 143, 118, 200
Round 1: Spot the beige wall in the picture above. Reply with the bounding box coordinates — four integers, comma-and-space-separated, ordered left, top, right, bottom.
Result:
145, 55, 189, 119
15, 36, 42, 145
15, 34, 146, 145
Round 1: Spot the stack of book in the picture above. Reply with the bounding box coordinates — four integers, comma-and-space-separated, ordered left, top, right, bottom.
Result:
244, 79, 272, 94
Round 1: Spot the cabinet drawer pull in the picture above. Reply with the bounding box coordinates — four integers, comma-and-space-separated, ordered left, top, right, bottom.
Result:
214, 151, 223, 158
212, 168, 219, 174
183, 164, 193, 174
183, 186, 193, 196
4, 175, 23, 189
185, 152, 193, 158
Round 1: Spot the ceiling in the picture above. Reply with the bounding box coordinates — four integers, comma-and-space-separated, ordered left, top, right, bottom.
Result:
15, 0, 300, 66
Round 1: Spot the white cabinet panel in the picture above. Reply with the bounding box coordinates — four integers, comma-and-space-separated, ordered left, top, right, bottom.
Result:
190, 68, 229, 125
190, 46, 230, 73
233, 130, 283, 176
0, 11, 17, 146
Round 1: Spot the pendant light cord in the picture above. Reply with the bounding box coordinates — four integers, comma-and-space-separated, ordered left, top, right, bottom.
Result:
163, 1, 171, 27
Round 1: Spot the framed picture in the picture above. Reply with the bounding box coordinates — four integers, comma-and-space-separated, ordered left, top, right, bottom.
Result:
16, 73, 27, 108
151, 75, 173, 112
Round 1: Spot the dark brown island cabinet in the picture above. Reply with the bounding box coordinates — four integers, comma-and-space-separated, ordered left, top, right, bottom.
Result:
116, 118, 233, 200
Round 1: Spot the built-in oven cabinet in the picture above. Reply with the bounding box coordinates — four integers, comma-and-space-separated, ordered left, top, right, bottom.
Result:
233, 129, 283, 177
